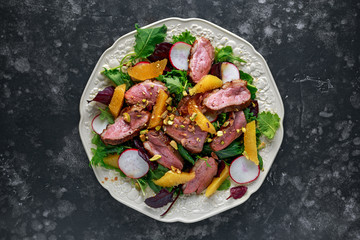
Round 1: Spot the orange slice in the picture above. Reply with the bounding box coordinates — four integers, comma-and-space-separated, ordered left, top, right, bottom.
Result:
128, 59, 167, 81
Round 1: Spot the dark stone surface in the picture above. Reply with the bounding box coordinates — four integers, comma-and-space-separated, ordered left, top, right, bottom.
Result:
1, 0, 359, 239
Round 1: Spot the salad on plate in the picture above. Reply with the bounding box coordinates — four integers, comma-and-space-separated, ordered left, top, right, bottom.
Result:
88, 24, 280, 216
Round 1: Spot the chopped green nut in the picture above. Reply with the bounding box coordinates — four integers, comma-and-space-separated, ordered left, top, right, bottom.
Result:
155, 126, 161, 131
169, 140, 178, 150
123, 112, 131, 123
217, 131, 224, 137
149, 155, 162, 161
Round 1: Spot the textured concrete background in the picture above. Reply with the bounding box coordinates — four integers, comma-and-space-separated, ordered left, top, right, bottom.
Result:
1, 0, 359, 239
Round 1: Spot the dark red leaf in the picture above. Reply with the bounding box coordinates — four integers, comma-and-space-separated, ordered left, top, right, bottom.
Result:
248, 100, 259, 118
160, 188, 180, 217
215, 161, 225, 177
148, 42, 173, 63
134, 138, 158, 170
226, 186, 247, 200
87, 86, 115, 105
209, 62, 222, 79
145, 189, 174, 208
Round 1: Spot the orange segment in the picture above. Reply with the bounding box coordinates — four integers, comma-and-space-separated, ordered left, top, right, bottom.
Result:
188, 99, 216, 134
153, 170, 195, 187
189, 75, 223, 96
205, 164, 229, 197
148, 89, 168, 129
109, 84, 126, 118
103, 154, 119, 168
244, 120, 259, 165
128, 59, 167, 81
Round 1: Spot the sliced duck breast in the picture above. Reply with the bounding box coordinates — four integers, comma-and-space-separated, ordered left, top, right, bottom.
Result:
203, 79, 251, 112
101, 106, 150, 145
183, 157, 218, 194
210, 111, 247, 151
143, 130, 184, 170
125, 80, 167, 109
188, 37, 215, 83
164, 116, 207, 154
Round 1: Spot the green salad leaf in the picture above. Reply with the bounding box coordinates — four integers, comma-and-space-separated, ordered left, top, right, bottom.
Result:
90, 134, 128, 177
177, 144, 195, 165
257, 112, 280, 139
240, 70, 253, 84
103, 68, 133, 89
247, 84, 257, 100
172, 30, 196, 45
157, 70, 192, 103
140, 165, 168, 193
217, 178, 231, 190
243, 108, 257, 123
202, 140, 244, 160
98, 107, 114, 124
134, 24, 167, 59
212, 113, 228, 131
215, 46, 246, 64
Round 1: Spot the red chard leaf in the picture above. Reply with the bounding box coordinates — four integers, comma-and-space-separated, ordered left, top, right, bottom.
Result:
87, 86, 115, 105
226, 186, 247, 200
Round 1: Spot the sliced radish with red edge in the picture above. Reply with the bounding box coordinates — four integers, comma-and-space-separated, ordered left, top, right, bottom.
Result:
92, 114, 109, 135
221, 62, 240, 83
229, 155, 260, 184
134, 61, 150, 67
118, 149, 149, 179
169, 42, 191, 70
204, 112, 218, 123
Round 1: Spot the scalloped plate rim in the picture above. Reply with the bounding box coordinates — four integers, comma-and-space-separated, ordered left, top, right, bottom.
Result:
79, 17, 284, 223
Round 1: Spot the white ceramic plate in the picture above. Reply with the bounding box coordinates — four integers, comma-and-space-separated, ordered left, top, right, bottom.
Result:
79, 18, 284, 223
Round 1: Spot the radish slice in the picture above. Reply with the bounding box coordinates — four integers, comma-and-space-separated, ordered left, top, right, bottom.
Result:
221, 62, 240, 83
229, 156, 260, 184
204, 112, 218, 123
169, 42, 191, 70
118, 149, 149, 179
92, 114, 109, 135
134, 61, 150, 67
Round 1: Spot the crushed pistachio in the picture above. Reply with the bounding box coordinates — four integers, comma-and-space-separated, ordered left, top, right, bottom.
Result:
167, 120, 174, 125
150, 92, 153, 95
142, 99, 147, 103
236, 129, 240, 133
207, 138, 213, 143
182, 91, 188, 96
140, 129, 148, 135
180, 125, 185, 128
220, 141, 225, 145
252, 102, 256, 107
242, 127, 246, 133
171, 166, 181, 174
190, 113, 197, 121
224, 130, 226, 134
196, 137, 200, 142
123, 112, 131, 123
166, 97, 172, 105
149, 155, 162, 161
170, 140, 178, 150
217, 131, 224, 137
150, 84, 154, 88
137, 115, 142, 117
223, 121, 230, 127
172, 107, 177, 113
155, 125, 161, 131
167, 106, 172, 111
142, 91, 146, 95
161, 110, 168, 119
139, 134, 146, 142
169, 114, 175, 121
